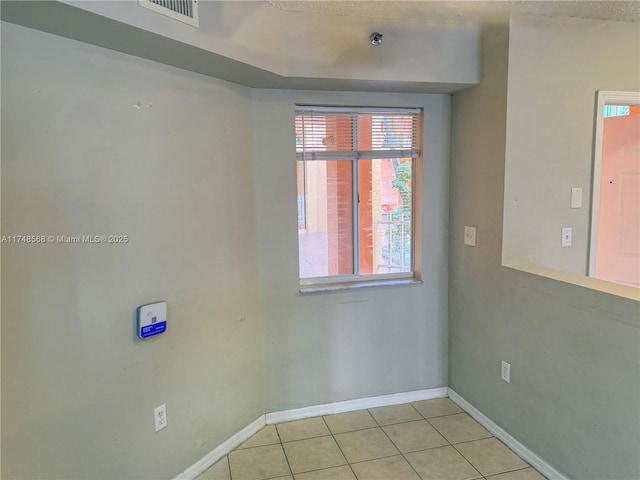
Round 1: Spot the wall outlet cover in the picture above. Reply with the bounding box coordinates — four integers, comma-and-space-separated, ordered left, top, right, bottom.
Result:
501, 360, 511, 383
154, 404, 167, 432
570, 187, 583, 209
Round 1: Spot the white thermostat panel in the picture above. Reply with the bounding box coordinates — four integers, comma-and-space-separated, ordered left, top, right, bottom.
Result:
137, 301, 167, 339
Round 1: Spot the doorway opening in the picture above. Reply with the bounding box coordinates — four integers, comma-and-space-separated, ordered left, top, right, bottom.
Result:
589, 91, 640, 287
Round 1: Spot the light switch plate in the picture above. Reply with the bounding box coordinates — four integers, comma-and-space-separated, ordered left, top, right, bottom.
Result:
464, 226, 476, 246
561, 227, 572, 247
570, 188, 583, 209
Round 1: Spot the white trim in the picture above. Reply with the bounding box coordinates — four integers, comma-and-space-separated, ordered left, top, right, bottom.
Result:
504, 263, 639, 301
448, 388, 569, 480
172, 415, 265, 480
588, 90, 640, 277
295, 106, 422, 114
266, 387, 448, 424
300, 278, 422, 294
301, 271, 414, 286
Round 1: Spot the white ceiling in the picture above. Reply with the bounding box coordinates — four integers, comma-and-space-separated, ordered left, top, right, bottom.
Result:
2, 0, 637, 94
266, 0, 640, 24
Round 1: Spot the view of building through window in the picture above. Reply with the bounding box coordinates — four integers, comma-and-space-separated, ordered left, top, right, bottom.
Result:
296, 108, 420, 281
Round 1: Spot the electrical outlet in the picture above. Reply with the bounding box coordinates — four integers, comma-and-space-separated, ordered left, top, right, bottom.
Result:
154, 404, 167, 432
501, 361, 511, 383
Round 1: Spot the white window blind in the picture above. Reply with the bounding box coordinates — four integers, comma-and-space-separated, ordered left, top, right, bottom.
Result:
295, 107, 421, 162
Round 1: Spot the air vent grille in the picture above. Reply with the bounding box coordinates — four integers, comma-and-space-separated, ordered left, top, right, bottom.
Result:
139, 0, 199, 27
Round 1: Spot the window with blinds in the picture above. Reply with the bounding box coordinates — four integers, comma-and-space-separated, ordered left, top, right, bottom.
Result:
295, 107, 422, 287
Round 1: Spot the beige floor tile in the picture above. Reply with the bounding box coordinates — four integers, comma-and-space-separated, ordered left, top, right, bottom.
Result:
368, 404, 422, 426
350, 455, 421, 480
197, 456, 230, 480
486, 468, 546, 480
277, 417, 331, 443
239, 425, 281, 449
229, 444, 291, 480
412, 398, 464, 419
294, 465, 357, 480
406, 446, 482, 480
334, 427, 399, 463
282, 436, 347, 474
383, 420, 449, 453
428, 413, 491, 444
455, 438, 529, 476
323, 410, 377, 434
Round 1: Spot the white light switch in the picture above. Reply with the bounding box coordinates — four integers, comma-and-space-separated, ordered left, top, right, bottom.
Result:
570, 188, 583, 209
464, 226, 476, 246
561, 227, 572, 247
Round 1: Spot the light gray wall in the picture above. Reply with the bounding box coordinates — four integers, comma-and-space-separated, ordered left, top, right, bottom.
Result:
450, 24, 640, 480
253, 90, 450, 412
502, 15, 640, 274
1, 22, 263, 479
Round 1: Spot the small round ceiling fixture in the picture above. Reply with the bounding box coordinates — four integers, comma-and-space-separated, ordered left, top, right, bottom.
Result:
370, 32, 383, 46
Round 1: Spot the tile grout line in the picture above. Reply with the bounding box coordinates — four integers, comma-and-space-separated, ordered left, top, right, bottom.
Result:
321, 414, 360, 480
447, 434, 544, 479
280, 433, 333, 444
427, 414, 489, 480
407, 402, 516, 480
403, 402, 457, 480
448, 443, 484, 480
368, 404, 426, 480
273, 424, 295, 479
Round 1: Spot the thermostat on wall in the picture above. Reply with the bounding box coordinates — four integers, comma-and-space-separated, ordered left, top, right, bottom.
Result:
137, 301, 167, 339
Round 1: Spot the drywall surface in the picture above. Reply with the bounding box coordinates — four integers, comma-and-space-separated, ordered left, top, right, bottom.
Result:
449, 24, 640, 480
63, 0, 288, 74
278, 10, 479, 85
253, 89, 450, 412
502, 14, 640, 274
1, 22, 262, 479
46, 0, 479, 89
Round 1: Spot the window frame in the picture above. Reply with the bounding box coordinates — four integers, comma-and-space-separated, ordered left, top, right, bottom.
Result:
296, 105, 423, 290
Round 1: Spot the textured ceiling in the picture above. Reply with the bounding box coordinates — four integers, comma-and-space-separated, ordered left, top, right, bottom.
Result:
266, 1, 640, 23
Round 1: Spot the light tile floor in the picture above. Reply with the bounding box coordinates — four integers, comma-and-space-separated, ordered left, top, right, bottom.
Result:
198, 398, 546, 480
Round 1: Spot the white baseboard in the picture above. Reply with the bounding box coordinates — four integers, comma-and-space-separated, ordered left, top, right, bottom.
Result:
172, 415, 266, 480
448, 388, 568, 480
266, 386, 448, 424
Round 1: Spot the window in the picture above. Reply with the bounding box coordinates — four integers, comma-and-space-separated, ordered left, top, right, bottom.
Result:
603, 105, 630, 118
296, 106, 422, 288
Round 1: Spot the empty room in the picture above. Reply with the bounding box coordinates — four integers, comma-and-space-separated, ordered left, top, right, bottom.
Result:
1, 1, 639, 480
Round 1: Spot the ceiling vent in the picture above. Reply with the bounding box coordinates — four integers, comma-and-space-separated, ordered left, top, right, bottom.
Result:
139, 0, 199, 27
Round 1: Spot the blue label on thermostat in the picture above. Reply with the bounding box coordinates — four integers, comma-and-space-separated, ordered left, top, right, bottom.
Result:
140, 321, 167, 338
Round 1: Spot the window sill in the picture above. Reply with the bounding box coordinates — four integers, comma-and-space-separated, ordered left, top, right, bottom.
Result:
299, 278, 423, 294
